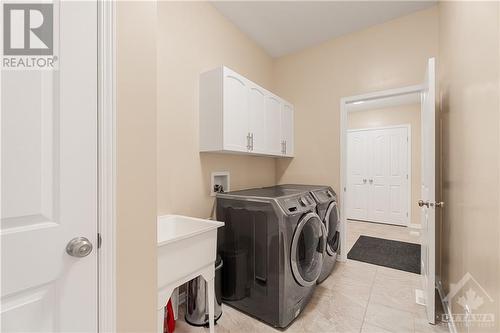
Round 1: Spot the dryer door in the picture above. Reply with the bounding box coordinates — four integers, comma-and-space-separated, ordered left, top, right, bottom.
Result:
291, 212, 325, 287
325, 201, 340, 256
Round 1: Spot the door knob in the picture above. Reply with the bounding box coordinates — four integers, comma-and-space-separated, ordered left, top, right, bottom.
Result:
369, 179, 373, 184
418, 200, 429, 208
66, 237, 93, 257
363, 179, 367, 183
418, 200, 444, 208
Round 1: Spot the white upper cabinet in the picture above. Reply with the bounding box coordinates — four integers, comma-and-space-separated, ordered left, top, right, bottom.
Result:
199, 66, 294, 157
248, 83, 266, 154
281, 103, 294, 157
265, 95, 283, 155
223, 71, 249, 152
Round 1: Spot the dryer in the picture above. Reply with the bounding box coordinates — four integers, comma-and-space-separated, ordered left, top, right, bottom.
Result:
216, 187, 325, 328
271, 184, 340, 284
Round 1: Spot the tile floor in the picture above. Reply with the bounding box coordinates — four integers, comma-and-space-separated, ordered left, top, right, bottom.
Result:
174, 220, 448, 333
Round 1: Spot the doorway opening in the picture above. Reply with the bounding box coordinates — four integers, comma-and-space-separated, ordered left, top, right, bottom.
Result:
344, 92, 422, 274
339, 86, 429, 322
339, 58, 436, 325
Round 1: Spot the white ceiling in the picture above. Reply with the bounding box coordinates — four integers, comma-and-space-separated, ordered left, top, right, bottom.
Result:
211, 1, 436, 58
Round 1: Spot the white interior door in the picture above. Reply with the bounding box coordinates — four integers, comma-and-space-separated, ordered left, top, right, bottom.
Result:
1, 2, 98, 331
347, 131, 369, 220
369, 129, 390, 222
420, 58, 436, 324
347, 126, 409, 225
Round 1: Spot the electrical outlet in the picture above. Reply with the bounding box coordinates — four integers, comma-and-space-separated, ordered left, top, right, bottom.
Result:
211, 171, 230, 196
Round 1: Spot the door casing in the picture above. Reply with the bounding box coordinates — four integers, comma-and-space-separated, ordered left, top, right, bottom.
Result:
97, 0, 116, 332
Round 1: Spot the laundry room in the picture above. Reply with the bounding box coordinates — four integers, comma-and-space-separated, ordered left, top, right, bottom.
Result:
155, 1, 443, 333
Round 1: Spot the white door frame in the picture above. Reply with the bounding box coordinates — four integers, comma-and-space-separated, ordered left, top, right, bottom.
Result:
346, 124, 412, 226
339, 84, 422, 261
98, 0, 116, 332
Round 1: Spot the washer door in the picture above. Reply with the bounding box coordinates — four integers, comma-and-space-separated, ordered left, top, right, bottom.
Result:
325, 201, 340, 256
291, 212, 325, 287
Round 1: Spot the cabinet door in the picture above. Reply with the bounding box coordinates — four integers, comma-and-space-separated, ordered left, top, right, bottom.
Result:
265, 95, 282, 155
248, 84, 266, 154
281, 103, 294, 156
223, 70, 249, 152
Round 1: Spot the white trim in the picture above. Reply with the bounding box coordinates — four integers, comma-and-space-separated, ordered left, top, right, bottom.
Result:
98, 1, 116, 332
342, 84, 423, 105
346, 124, 411, 227
339, 85, 423, 261
346, 124, 410, 132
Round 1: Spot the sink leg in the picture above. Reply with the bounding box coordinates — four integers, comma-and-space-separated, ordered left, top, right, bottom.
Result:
157, 306, 165, 333
157, 287, 174, 333
206, 277, 215, 333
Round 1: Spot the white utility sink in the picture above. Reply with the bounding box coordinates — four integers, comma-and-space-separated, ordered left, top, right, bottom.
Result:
157, 215, 224, 333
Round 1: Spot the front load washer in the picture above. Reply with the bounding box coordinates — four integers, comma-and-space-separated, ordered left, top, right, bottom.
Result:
216, 187, 326, 328
270, 184, 340, 284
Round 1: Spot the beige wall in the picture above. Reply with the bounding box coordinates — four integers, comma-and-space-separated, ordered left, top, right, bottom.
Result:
348, 104, 421, 226
116, 2, 157, 332
157, 2, 276, 218
273, 7, 438, 194
439, 2, 500, 332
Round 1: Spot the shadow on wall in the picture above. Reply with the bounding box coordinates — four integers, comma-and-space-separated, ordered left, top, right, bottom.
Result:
276, 158, 293, 184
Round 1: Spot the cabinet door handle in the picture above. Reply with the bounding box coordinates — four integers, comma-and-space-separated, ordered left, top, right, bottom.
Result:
247, 133, 251, 150
250, 133, 254, 151
284, 140, 287, 154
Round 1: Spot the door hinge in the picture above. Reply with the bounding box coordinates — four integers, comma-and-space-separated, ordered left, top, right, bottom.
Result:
97, 233, 102, 249
407, 136, 409, 142
406, 212, 409, 217
406, 174, 409, 179
344, 187, 347, 192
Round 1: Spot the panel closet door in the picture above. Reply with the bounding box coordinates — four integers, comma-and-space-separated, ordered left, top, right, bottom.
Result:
347, 126, 409, 226
347, 131, 369, 220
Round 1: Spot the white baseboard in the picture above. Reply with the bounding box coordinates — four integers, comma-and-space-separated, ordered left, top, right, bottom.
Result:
436, 279, 458, 333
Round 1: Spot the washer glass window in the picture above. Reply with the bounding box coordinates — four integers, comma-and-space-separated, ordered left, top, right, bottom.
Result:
291, 213, 324, 286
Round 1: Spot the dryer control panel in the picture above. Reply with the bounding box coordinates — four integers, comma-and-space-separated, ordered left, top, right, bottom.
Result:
312, 188, 337, 204
279, 194, 316, 215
